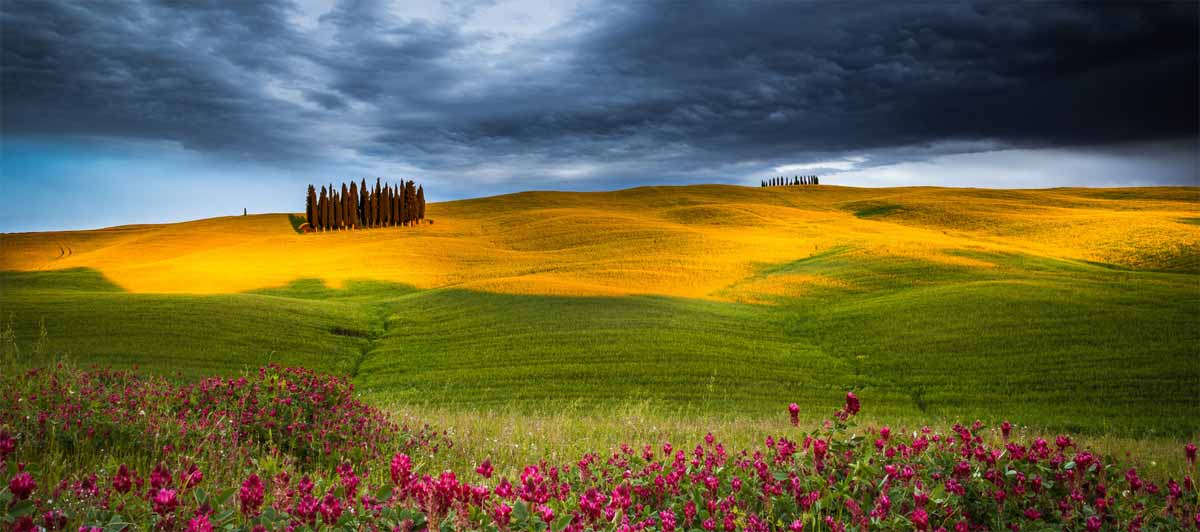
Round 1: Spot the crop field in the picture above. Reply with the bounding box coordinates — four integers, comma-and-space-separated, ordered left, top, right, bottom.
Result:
1, 184, 1199, 530
1, 185, 1198, 436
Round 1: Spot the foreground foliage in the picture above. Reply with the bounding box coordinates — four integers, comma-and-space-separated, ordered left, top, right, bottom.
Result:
1, 365, 1197, 531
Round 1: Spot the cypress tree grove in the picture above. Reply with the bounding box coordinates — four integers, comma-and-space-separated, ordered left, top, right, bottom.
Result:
303, 179, 427, 233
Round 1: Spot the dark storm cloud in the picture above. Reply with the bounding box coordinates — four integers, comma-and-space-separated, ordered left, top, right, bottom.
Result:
2, 0, 1197, 183
431, 2, 1199, 168
1, 0, 315, 159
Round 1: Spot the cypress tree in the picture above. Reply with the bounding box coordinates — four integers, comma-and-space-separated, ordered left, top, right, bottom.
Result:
375, 180, 382, 227
408, 181, 416, 224
380, 179, 388, 227
387, 183, 394, 226
333, 189, 342, 230
405, 182, 412, 225
400, 183, 410, 224
398, 183, 408, 226
348, 181, 358, 229
306, 184, 316, 229
383, 183, 391, 226
367, 181, 375, 227
417, 185, 425, 222
362, 185, 370, 228
372, 178, 380, 227
339, 188, 345, 228
325, 186, 332, 230
358, 179, 366, 226
318, 186, 328, 231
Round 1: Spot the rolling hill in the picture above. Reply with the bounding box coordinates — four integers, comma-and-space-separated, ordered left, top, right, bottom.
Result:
1, 185, 1198, 435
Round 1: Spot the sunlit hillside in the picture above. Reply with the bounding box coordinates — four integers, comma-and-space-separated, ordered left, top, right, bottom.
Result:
2, 185, 1198, 435
3, 185, 1198, 299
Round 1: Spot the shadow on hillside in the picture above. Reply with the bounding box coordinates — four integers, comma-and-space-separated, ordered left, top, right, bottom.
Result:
0, 267, 125, 292
287, 214, 306, 234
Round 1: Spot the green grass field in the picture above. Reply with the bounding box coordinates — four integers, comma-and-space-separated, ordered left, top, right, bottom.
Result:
3, 245, 1196, 438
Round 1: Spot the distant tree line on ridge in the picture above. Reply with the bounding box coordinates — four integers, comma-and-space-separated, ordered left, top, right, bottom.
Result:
304, 179, 426, 232
762, 175, 819, 187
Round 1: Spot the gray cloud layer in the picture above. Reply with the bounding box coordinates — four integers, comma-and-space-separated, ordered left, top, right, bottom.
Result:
2, 0, 1197, 191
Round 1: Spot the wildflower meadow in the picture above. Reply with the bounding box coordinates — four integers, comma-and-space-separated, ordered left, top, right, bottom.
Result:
1, 364, 1196, 531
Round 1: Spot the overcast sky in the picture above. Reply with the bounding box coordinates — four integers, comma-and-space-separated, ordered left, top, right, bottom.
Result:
2, 0, 1197, 232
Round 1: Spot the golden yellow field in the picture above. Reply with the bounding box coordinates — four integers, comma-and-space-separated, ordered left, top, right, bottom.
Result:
3, 185, 1198, 299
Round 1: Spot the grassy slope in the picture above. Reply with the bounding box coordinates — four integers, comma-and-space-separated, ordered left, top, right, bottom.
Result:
1, 185, 1197, 436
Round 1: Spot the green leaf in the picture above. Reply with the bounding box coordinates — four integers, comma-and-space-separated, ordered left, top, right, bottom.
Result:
513, 501, 530, 523
553, 512, 573, 531
8, 499, 35, 518
212, 509, 235, 524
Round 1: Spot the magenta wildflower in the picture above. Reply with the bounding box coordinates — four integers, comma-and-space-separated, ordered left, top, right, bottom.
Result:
910, 507, 929, 530
152, 488, 179, 515
493, 503, 513, 530
788, 403, 800, 426
660, 508, 677, 532
0, 430, 14, 459
112, 464, 133, 494
319, 492, 343, 525
150, 463, 171, 489
1187, 442, 1197, 466
9, 468, 36, 500
12, 516, 35, 532
43, 509, 67, 531
1126, 468, 1143, 491
391, 453, 412, 486
844, 392, 860, 416
179, 464, 203, 489
1001, 421, 1012, 440
476, 458, 494, 479
185, 514, 213, 532
239, 474, 265, 516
